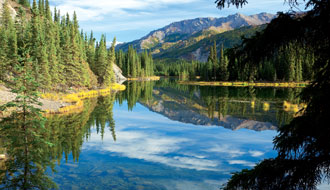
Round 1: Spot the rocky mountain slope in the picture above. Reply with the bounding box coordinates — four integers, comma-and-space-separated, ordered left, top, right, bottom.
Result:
117, 13, 275, 62
154, 25, 266, 62
0, 0, 18, 20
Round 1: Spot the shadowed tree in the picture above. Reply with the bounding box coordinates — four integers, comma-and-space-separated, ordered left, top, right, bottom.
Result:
213, 0, 330, 189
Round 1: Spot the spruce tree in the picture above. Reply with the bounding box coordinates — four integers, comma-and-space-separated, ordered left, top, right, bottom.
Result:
0, 0, 12, 80
288, 53, 296, 82
213, 41, 218, 80
94, 35, 108, 84
45, 0, 51, 20
1, 0, 17, 73
219, 44, 229, 81
0, 47, 57, 189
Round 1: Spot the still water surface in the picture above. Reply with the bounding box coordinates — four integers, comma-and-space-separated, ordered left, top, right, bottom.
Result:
49, 79, 302, 189
50, 102, 276, 189
2, 79, 305, 189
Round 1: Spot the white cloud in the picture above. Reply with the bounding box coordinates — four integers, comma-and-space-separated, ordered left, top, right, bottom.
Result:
49, 0, 309, 42
228, 160, 256, 167
207, 145, 246, 158
84, 129, 221, 171
81, 105, 276, 173
249, 150, 265, 157
182, 152, 207, 159
52, 0, 197, 21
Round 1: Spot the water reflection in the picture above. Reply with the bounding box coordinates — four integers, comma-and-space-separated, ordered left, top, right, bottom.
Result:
117, 79, 301, 131
0, 79, 302, 189
0, 94, 116, 189
49, 102, 276, 189
0, 112, 57, 189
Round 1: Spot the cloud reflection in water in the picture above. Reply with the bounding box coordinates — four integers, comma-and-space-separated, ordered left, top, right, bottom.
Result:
83, 102, 277, 173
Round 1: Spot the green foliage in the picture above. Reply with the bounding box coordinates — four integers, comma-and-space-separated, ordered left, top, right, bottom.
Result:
155, 25, 314, 83
222, 1, 330, 189
18, 0, 31, 7
154, 43, 231, 82
0, 0, 114, 90
117, 81, 154, 110
116, 46, 154, 78
0, 0, 17, 82
0, 47, 57, 189
94, 35, 108, 84
154, 59, 200, 80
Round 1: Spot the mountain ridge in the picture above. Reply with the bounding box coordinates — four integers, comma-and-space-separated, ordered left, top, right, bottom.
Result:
116, 12, 275, 61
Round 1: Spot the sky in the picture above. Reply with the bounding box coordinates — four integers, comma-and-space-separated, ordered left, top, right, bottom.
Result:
49, 0, 307, 43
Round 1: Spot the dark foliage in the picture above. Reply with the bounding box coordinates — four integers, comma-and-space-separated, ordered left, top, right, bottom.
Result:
222, 0, 330, 189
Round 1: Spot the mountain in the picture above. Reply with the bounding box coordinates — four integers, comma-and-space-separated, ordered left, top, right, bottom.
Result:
116, 13, 275, 62
139, 86, 278, 131
153, 25, 266, 62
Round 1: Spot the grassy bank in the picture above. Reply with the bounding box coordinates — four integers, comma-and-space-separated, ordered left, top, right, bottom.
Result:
42, 83, 126, 115
127, 76, 161, 81
178, 81, 310, 88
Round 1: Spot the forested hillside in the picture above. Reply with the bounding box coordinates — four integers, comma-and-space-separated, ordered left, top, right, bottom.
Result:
154, 25, 265, 62
154, 14, 315, 83
0, 0, 117, 91
117, 13, 274, 62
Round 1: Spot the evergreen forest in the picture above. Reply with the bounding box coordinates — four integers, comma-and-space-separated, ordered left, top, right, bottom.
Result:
0, 0, 329, 189
154, 37, 315, 82
0, 0, 116, 91
116, 47, 154, 78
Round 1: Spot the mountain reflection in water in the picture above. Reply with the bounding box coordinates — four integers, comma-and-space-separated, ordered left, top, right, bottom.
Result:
119, 79, 301, 131
1, 79, 301, 189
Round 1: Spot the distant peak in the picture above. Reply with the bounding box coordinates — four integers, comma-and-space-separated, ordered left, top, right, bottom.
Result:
233, 12, 243, 16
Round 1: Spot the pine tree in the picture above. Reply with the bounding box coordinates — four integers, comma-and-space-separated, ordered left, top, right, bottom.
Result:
94, 35, 108, 84
149, 52, 154, 76
288, 53, 296, 82
29, 0, 51, 90
116, 50, 124, 71
1, 0, 17, 73
0, 27, 7, 81
208, 45, 214, 63
0, 0, 12, 80
87, 31, 96, 71
213, 41, 218, 80
38, 0, 44, 17
0, 1, 114, 89
45, 0, 51, 20
103, 37, 116, 86
0, 47, 57, 189
295, 49, 303, 82
219, 44, 229, 81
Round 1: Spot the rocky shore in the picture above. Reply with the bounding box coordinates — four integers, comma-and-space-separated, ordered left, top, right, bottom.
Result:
0, 85, 70, 112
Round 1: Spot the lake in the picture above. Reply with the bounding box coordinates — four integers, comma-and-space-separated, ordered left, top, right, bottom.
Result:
1, 79, 304, 189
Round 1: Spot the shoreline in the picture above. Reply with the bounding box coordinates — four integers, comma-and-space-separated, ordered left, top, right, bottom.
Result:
178, 81, 310, 88
127, 76, 160, 81
0, 83, 126, 116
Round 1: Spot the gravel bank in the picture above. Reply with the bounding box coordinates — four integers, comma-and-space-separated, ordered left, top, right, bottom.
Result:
0, 85, 70, 112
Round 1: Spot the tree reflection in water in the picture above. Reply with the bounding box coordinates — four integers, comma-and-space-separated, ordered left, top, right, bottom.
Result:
0, 80, 302, 189
0, 93, 117, 189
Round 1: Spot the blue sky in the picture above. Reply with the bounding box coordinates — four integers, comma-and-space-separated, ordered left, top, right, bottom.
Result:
50, 0, 307, 43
